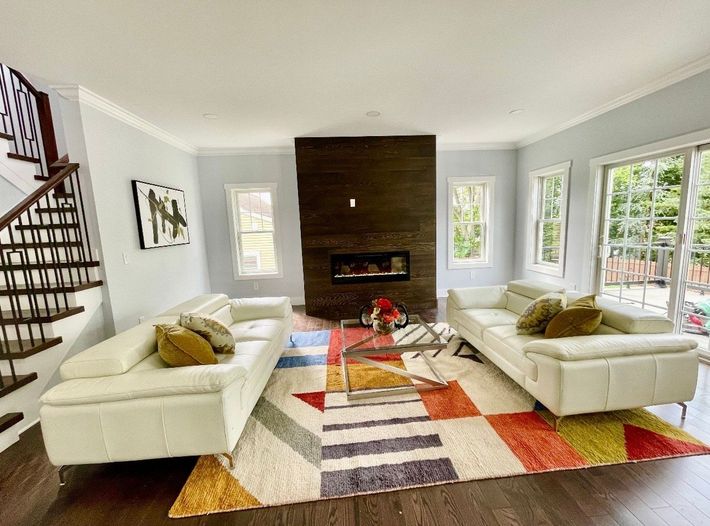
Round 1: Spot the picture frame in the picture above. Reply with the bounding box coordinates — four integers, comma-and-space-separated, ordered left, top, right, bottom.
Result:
131, 180, 190, 249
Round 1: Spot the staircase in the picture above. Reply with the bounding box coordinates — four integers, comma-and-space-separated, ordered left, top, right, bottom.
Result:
0, 63, 103, 451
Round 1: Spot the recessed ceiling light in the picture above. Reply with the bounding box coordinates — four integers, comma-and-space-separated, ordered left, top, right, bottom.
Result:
366, 110, 381, 117
203, 113, 219, 120
508, 108, 525, 115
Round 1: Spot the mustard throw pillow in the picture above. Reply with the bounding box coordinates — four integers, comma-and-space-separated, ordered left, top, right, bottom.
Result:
179, 312, 235, 354
156, 324, 218, 367
516, 291, 567, 335
544, 307, 603, 338
569, 294, 598, 309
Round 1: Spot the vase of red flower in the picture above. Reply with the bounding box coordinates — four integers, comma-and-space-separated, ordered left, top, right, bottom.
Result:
363, 297, 406, 335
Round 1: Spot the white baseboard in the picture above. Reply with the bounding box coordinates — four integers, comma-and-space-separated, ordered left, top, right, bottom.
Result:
290, 296, 305, 306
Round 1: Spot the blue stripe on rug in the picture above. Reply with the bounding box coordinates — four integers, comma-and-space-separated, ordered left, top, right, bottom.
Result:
276, 354, 327, 368
321, 458, 458, 497
288, 330, 331, 348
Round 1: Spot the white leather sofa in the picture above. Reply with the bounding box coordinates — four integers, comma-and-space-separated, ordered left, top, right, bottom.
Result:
447, 280, 699, 420
40, 294, 292, 469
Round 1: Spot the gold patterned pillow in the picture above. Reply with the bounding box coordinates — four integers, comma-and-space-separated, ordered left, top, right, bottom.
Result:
179, 312, 236, 354
156, 324, 217, 367
516, 291, 567, 335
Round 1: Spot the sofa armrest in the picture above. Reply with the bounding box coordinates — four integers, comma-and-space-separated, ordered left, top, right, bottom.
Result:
42, 364, 247, 406
230, 297, 292, 322
447, 286, 507, 310
522, 334, 698, 361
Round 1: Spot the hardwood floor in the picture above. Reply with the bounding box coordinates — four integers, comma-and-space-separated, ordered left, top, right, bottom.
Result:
2, 302, 710, 526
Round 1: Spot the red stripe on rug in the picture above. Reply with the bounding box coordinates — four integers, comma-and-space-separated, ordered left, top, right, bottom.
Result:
624, 424, 710, 461
327, 328, 398, 366
486, 412, 588, 471
419, 381, 481, 420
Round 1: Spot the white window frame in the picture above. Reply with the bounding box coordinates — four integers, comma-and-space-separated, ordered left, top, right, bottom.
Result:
225, 183, 284, 280
526, 160, 571, 277
447, 176, 494, 269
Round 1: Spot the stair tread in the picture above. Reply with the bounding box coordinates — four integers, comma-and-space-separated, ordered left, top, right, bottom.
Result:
0, 306, 85, 324
34, 207, 77, 213
0, 412, 24, 433
52, 193, 74, 199
0, 280, 103, 295
7, 152, 41, 164
0, 373, 37, 398
0, 132, 13, 141
0, 260, 100, 270
0, 241, 82, 249
15, 223, 80, 230
0, 337, 63, 359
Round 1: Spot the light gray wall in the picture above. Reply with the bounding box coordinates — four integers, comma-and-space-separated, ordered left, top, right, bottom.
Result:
197, 154, 305, 302
515, 69, 710, 292
0, 176, 25, 215
77, 105, 211, 333
437, 150, 517, 294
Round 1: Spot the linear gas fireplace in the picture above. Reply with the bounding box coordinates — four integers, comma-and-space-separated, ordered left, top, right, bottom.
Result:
331, 251, 410, 285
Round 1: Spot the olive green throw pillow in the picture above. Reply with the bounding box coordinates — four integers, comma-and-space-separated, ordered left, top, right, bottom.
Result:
156, 324, 218, 367
544, 307, 603, 338
544, 294, 603, 338
516, 291, 567, 335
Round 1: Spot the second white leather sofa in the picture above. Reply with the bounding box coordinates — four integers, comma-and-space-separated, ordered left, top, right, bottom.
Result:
447, 280, 699, 420
39, 294, 292, 469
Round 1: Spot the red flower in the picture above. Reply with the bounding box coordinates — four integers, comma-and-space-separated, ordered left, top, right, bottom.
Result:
375, 297, 393, 311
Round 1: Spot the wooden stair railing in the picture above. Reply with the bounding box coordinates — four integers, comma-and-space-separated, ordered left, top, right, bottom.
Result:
0, 63, 59, 180
0, 163, 101, 403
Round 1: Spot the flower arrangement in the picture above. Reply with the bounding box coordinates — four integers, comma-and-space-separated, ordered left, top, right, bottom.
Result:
360, 297, 409, 334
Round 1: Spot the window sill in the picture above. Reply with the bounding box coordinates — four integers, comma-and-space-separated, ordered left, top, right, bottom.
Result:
233, 272, 284, 281
448, 262, 493, 270
526, 263, 564, 277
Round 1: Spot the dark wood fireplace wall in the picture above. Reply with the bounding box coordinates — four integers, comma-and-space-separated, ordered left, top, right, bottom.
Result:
295, 135, 437, 319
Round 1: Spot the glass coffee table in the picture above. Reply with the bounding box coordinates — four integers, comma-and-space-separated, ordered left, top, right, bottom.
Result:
340, 315, 450, 400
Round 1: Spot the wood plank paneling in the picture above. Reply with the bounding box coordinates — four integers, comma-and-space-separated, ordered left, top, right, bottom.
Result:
295, 135, 437, 319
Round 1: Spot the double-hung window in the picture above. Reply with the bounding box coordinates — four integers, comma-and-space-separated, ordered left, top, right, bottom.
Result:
225, 183, 283, 279
448, 176, 494, 268
527, 161, 571, 277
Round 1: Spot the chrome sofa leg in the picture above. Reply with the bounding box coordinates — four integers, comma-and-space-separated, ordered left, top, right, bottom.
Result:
289, 334, 295, 345
554, 416, 563, 432
58, 465, 71, 486
221, 452, 235, 469
679, 402, 688, 420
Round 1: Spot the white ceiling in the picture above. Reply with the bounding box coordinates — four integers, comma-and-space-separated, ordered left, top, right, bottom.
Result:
1, 1, 710, 151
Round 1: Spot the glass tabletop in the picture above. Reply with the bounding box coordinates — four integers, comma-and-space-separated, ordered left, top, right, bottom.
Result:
340, 315, 448, 353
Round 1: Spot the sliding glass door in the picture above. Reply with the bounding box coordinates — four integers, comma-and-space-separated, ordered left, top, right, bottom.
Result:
679, 146, 710, 360
597, 144, 710, 361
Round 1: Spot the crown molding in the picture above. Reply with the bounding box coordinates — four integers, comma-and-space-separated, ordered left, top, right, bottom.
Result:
51, 84, 197, 155
196, 145, 295, 156
516, 54, 710, 149
437, 142, 516, 151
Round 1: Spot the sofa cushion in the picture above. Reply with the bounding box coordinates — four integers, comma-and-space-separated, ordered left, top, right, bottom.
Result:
455, 308, 519, 340
523, 334, 698, 361
180, 312, 235, 354
516, 292, 567, 335
159, 294, 229, 317
41, 364, 247, 406
594, 297, 674, 334
482, 325, 542, 378
230, 297, 291, 322
59, 316, 175, 380
230, 319, 285, 343
447, 286, 507, 310
156, 324, 218, 367
507, 280, 564, 300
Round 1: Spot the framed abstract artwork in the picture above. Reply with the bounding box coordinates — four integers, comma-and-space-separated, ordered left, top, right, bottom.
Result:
131, 180, 190, 249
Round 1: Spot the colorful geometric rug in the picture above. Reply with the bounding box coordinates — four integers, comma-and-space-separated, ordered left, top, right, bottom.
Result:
169, 325, 709, 518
